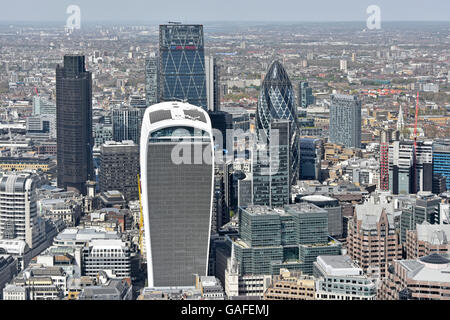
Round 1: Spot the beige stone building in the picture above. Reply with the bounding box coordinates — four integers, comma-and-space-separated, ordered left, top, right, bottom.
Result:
263, 269, 316, 300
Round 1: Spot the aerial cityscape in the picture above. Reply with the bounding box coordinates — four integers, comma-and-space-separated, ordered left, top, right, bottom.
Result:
0, 0, 450, 305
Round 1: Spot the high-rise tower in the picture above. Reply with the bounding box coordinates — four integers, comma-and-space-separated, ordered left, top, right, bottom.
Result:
140, 101, 214, 287
56, 55, 93, 195
0, 172, 45, 249
329, 94, 361, 149
256, 60, 299, 186
159, 24, 207, 110
145, 52, 159, 107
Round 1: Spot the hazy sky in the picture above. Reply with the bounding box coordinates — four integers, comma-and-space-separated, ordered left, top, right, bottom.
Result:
1, 0, 449, 23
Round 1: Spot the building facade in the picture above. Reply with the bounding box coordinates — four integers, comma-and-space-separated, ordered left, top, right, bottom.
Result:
140, 101, 214, 287
99, 140, 139, 201
379, 253, 450, 300
313, 255, 376, 300
145, 53, 159, 107
256, 60, 299, 187
329, 94, 361, 149
433, 140, 450, 191
56, 55, 94, 195
0, 173, 46, 249
406, 222, 450, 259
298, 82, 315, 108
159, 24, 207, 109
112, 106, 144, 145
346, 203, 402, 279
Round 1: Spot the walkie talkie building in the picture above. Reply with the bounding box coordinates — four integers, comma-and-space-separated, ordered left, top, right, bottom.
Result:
140, 101, 214, 287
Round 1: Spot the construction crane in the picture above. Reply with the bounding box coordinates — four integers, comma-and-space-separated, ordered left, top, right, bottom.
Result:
137, 174, 144, 252
413, 91, 419, 193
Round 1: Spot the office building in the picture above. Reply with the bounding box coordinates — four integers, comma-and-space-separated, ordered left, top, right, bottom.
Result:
7, 265, 68, 300
329, 94, 361, 149
298, 82, 315, 108
205, 55, 221, 112
232, 204, 341, 278
0, 255, 17, 299
379, 253, 450, 300
263, 269, 316, 300
389, 140, 414, 194
140, 101, 214, 287
252, 120, 291, 208
347, 203, 402, 279
400, 192, 441, 244
208, 110, 233, 152
145, 53, 159, 107
313, 255, 376, 300
415, 140, 433, 192
93, 123, 113, 147
297, 195, 342, 238
56, 55, 93, 195
0, 173, 46, 249
389, 140, 433, 195
32, 96, 56, 116
82, 239, 131, 278
433, 140, 450, 191
159, 24, 207, 109
406, 222, 450, 259
99, 140, 139, 201
433, 175, 447, 194
299, 138, 323, 181
256, 60, 299, 186
112, 106, 144, 145
78, 277, 133, 300
129, 95, 147, 109
26, 115, 56, 141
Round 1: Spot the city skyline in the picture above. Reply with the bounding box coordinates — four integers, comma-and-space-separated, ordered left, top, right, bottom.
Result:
0, 3, 449, 304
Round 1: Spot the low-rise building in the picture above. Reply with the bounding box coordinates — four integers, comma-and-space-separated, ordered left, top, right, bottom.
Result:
313, 255, 376, 300
0, 255, 18, 298
2, 284, 29, 300
264, 269, 315, 300
78, 275, 132, 300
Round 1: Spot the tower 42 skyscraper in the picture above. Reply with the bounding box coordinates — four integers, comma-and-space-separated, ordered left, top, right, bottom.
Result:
140, 101, 214, 287
56, 55, 93, 195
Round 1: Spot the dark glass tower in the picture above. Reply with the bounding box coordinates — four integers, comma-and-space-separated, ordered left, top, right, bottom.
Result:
256, 60, 299, 186
159, 24, 207, 110
56, 55, 93, 195
298, 81, 315, 108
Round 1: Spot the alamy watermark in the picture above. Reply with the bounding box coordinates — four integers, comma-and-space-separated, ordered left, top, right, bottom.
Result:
65, 5, 81, 32
366, 5, 381, 30
168, 128, 281, 176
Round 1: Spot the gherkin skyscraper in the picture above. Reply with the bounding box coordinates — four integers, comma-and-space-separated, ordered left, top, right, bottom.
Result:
256, 60, 299, 186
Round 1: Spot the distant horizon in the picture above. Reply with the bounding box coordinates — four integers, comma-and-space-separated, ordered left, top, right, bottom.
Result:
0, 0, 449, 24
1, 20, 449, 25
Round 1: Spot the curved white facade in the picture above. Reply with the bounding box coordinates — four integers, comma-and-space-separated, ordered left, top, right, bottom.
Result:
140, 101, 214, 287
